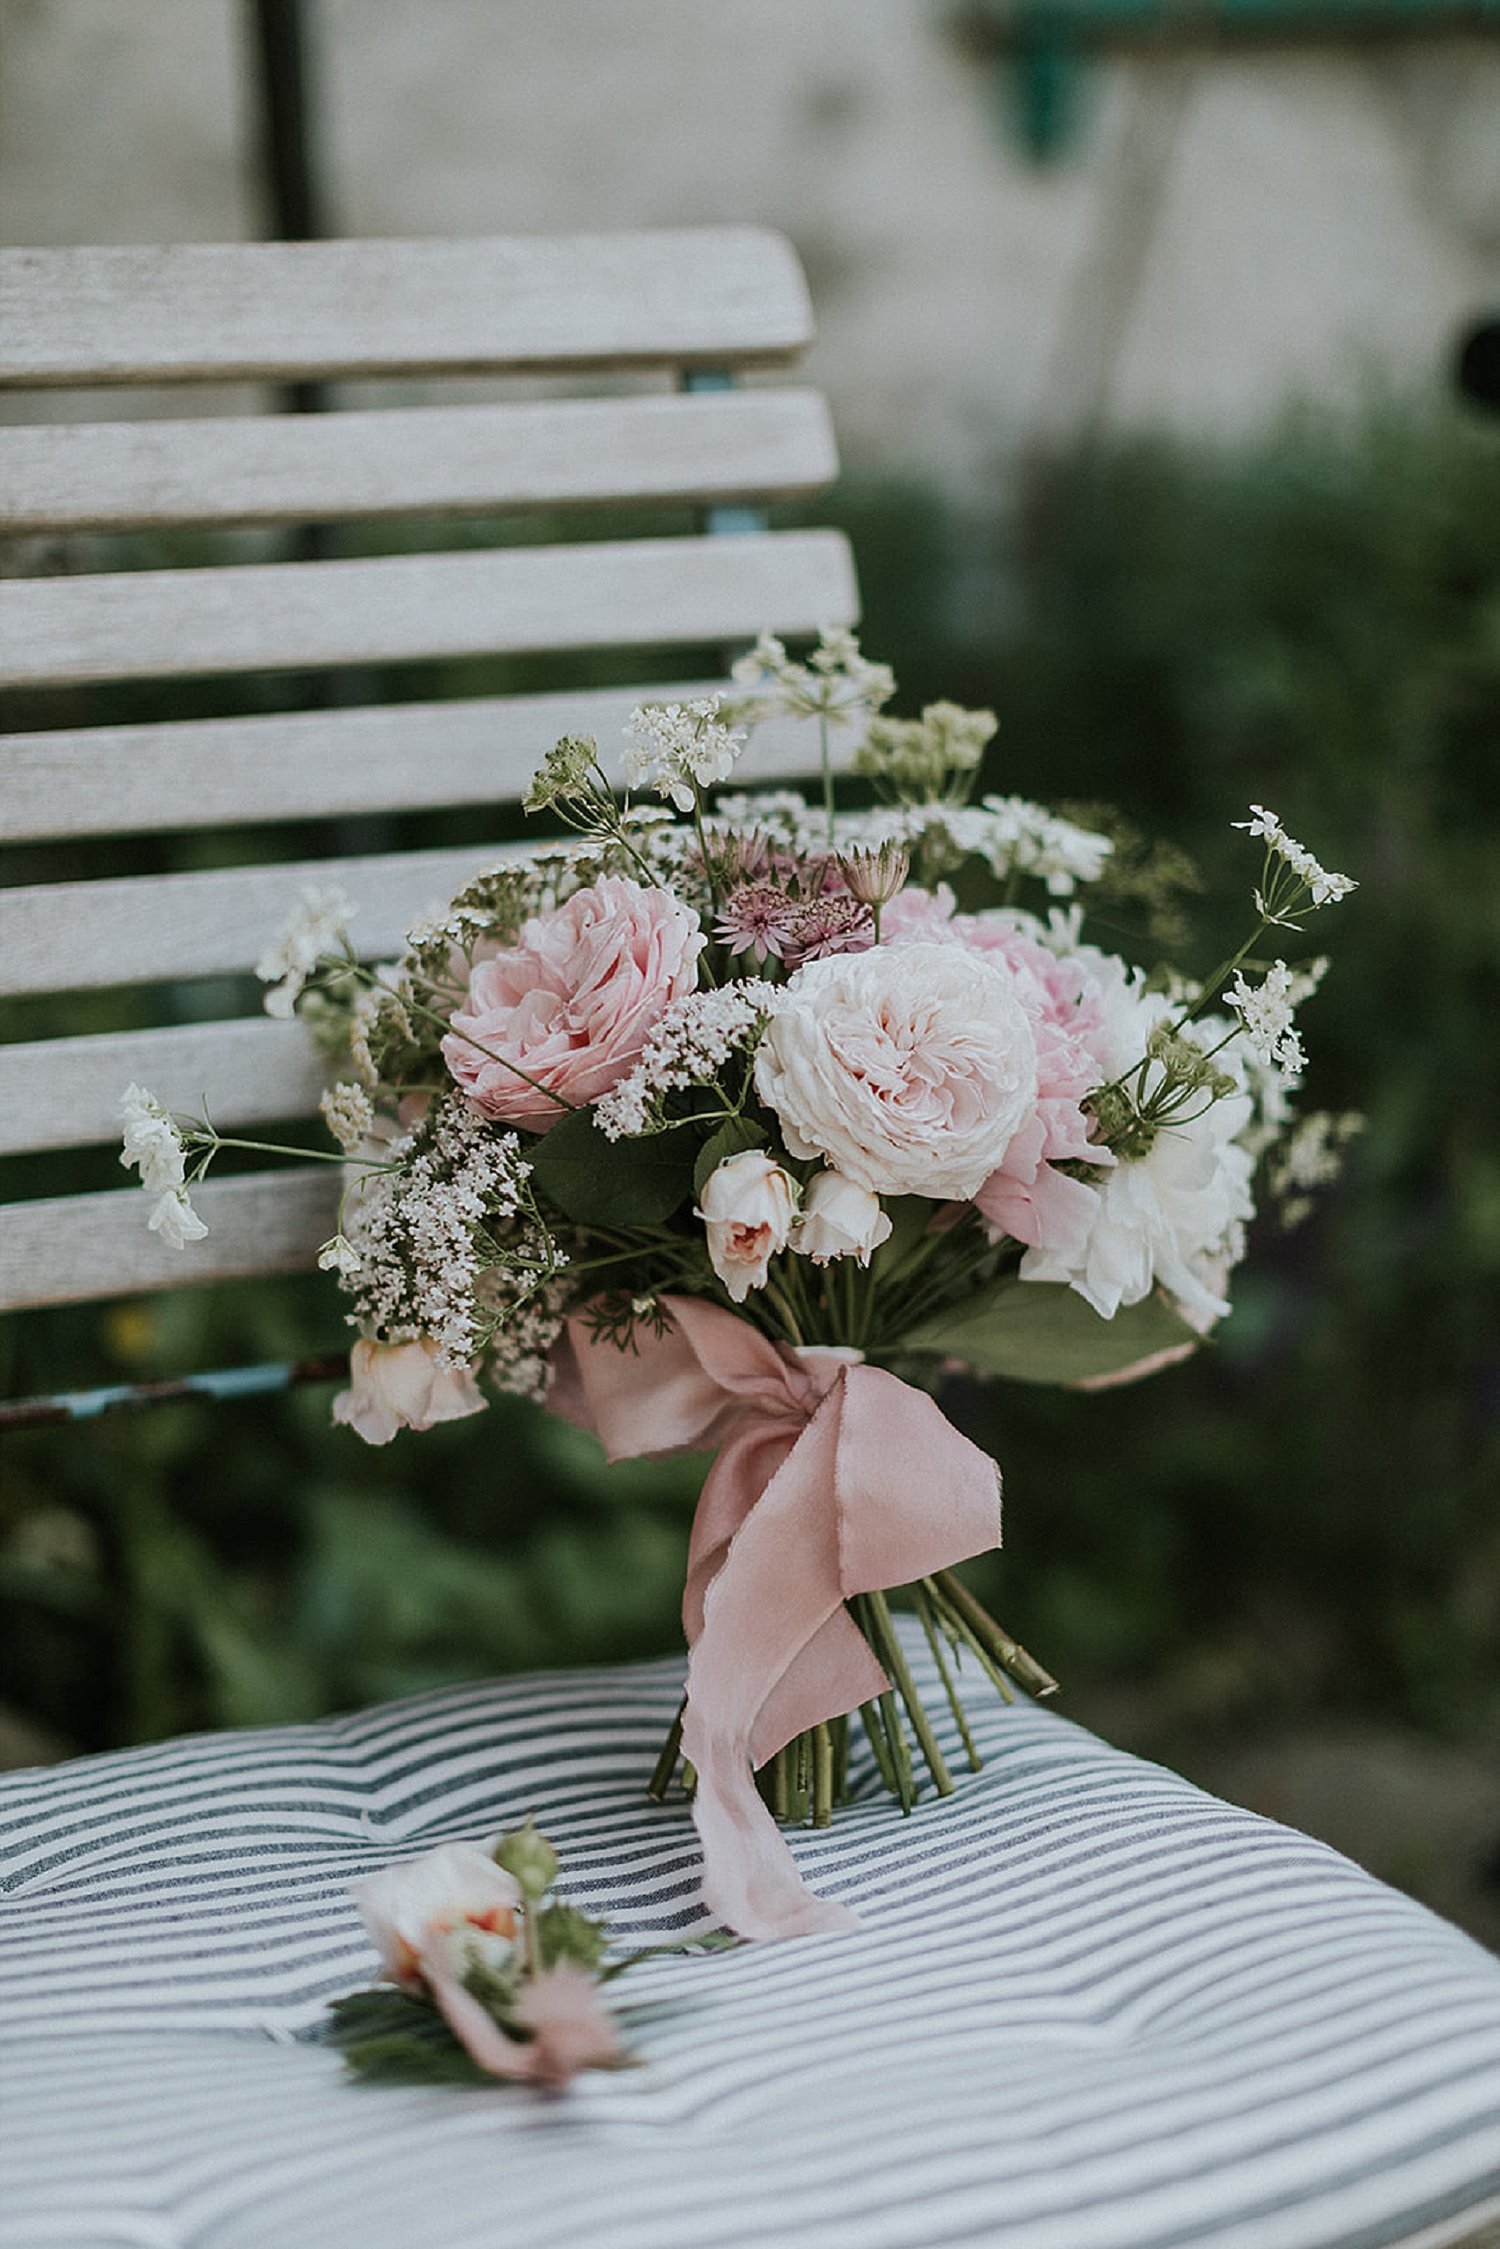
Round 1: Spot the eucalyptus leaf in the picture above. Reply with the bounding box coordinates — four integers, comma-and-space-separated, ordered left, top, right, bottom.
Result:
692, 1116, 768, 1197
903, 1279, 1199, 1386
527, 1109, 696, 1226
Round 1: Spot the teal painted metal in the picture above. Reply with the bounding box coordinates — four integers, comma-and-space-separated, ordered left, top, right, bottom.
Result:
0, 1356, 346, 1431
953, 0, 1500, 158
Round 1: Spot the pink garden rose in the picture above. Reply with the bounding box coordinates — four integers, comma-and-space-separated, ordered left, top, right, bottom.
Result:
442, 876, 704, 1130
332, 1337, 486, 1446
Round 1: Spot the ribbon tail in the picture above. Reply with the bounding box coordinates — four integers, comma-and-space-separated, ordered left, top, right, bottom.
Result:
680, 1393, 876, 1939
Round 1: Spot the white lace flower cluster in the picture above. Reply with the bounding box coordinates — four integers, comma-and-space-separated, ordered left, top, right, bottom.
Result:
1235, 806, 1356, 921
622, 697, 746, 813
256, 885, 354, 1018
1269, 1109, 1365, 1228
728, 627, 895, 727
594, 983, 771, 1139
338, 1097, 550, 1369
118, 1084, 208, 1248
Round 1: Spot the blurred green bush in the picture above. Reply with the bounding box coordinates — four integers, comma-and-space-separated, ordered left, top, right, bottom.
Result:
3, 395, 1497, 1758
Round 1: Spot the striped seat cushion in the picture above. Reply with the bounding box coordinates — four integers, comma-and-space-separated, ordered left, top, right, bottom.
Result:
3, 1630, 1499, 2249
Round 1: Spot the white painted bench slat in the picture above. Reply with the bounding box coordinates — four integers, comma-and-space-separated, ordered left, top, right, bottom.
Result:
0, 231, 812, 389
2, 842, 532, 999
0, 390, 837, 535
0, 529, 857, 688
0, 1170, 341, 1311
0, 691, 830, 843
0, 1020, 330, 1160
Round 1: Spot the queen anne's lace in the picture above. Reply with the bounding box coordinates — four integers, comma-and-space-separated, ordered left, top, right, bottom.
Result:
594, 984, 770, 1139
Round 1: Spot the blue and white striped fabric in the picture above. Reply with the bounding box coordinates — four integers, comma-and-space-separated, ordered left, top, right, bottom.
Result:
3, 1629, 1499, 2249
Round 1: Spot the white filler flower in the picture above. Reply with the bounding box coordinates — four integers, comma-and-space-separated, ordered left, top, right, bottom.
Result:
755, 942, 1039, 1201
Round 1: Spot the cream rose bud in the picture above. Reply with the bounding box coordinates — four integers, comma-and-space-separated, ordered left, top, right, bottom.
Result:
754, 943, 1040, 1201
332, 1336, 486, 1446
794, 1170, 893, 1267
696, 1149, 799, 1304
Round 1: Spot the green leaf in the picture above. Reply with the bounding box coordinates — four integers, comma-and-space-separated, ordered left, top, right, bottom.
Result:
692, 1116, 767, 1197
338, 2033, 500, 2087
527, 1108, 696, 1225
323, 1986, 449, 2050
533, 1901, 609, 1973
902, 1279, 1199, 1386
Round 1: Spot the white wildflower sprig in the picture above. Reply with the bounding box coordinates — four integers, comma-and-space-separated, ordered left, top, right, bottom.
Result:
256, 885, 357, 1019
622, 697, 746, 815
726, 627, 895, 845
119, 1084, 209, 1248
853, 701, 997, 808
726, 627, 895, 729
1269, 1109, 1365, 1228
1225, 961, 1308, 1081
1234, 806, 1356, 926
594, 984, 772, 1140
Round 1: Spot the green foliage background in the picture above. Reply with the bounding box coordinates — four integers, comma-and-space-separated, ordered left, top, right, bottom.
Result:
3, 397, 1497, 1767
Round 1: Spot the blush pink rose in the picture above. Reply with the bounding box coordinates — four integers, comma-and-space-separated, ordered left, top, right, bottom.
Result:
442, 877, 704, 1130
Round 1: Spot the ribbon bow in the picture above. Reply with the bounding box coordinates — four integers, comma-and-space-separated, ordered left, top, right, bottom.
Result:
549, 1296, 1002, 1939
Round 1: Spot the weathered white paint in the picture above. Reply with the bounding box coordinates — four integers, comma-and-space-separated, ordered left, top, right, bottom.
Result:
0, 692, 839, 842
0, 230, 814, 387
0, 388, 837, 532
0, 1170, 342, 1309
0, 528, 857, 686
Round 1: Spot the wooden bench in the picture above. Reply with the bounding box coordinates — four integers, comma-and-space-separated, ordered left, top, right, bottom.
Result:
0, 227, 855, 1327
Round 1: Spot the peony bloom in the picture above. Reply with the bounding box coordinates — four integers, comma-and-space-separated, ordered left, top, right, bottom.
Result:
696, 1149, 799, 1303
352, 1841, 522, 1993
754, 943, 1039, 1201
442, 877, 703, 1131
793, 1170, 893, 1267
332, 1336, 486, 1446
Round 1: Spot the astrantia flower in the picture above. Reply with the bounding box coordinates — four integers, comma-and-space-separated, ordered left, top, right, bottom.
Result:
755, 943, 1040, 1201
781, 892, 873, 967
716, 879, 798, 962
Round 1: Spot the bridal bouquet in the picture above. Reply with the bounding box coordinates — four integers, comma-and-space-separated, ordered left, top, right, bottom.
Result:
122, 631, 1357, 1938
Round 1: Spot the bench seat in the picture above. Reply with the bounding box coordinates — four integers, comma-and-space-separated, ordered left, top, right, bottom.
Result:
3, 1625, 1498, 2249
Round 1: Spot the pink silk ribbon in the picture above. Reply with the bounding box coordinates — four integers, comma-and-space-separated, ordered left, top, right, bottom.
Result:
548, 1296, 1002, 1940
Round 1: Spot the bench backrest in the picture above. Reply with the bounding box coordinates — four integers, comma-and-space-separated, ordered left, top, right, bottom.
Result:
0, 229, 857, 1318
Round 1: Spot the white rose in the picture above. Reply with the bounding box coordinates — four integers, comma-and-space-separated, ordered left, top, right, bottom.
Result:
352, 1841, 521, 1991
793, 1170, 893, 1267
695, 1148, 799, 1304
754, 943, 1039, 1201
332, 1337, 487, 1446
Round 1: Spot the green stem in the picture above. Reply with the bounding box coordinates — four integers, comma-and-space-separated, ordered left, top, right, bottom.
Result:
819, 713, 835, 846
861, 1589, 954, 1797
811, 1722, 834, 1828
928, 1569, 1059, 1698
647, 1698, 686, 1801
914, 1581, 982, 1773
